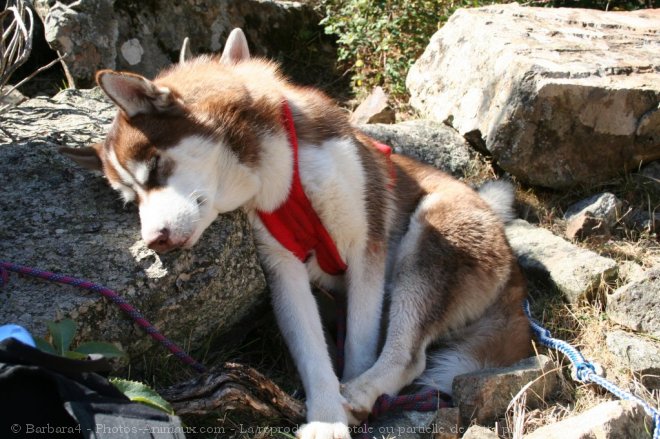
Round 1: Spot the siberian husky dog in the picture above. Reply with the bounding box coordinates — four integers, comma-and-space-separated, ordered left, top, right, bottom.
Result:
62, 29, 531, 439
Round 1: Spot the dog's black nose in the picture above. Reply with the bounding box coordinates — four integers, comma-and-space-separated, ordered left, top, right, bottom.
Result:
147, 228, 175, 253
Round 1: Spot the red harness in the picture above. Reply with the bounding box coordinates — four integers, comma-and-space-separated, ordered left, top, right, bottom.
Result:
257, 101, 393, 276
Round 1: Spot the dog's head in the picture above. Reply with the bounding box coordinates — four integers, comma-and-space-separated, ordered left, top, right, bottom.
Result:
62, 29, 278, 253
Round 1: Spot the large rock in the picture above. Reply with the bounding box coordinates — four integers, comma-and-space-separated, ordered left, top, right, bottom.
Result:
407, 5, 660, 189
505, 219, 618, 303
607, 266, 660, 337
0, 89, 267, 362
524, 400, 653, 439
33, 0, 335, 88
359, 120, 478, 178
606, 330, 660, 390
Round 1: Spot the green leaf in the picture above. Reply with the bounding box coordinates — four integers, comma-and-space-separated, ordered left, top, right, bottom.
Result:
34, 336, 56, 355
110, 378, 174, 415
75, 342, 126, 359
63, 350, 89, 360
47, 319, 77, 355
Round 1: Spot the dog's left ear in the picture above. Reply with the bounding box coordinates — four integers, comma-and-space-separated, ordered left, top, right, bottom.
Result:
220, 28, 250, 64
59, 143, 104, 172
96, 70, 182, 118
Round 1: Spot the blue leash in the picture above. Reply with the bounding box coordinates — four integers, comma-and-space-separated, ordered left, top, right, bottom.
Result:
524, 300, 660, 439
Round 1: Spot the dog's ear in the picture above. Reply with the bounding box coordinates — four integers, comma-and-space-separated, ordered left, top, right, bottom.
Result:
179, 36, 192, 64
96, 70, 181, 118
220, 28, 250, 65
59, 143, 104, 172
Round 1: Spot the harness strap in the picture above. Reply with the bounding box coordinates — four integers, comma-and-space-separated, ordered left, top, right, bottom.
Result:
372, 141, 396, 189
257, 102, 397, 275
257, 101, 348, 275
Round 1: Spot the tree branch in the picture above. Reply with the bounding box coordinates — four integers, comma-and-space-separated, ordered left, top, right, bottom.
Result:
159, 362, 305, 423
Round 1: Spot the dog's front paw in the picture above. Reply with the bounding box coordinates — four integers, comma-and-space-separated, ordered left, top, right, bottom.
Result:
296, 422, 351, 439
340, 381, 376, 425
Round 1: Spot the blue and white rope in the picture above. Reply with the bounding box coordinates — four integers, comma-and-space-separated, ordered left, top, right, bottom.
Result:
524, 300, 660, 439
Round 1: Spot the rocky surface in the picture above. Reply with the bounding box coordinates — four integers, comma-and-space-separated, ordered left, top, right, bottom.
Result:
0, 89, 267, 361
606, 330, 660, 390
524, 400, 653, 439
359, 120, 478, 178
407, 4, 660, 189
452, 355, 560, 426
33, 0, 336, 88
607, 265, 660, 337
505, 219, 618, 303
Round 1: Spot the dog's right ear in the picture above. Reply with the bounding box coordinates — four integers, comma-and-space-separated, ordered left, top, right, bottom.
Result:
58, 143, 104, 172
220, 28, 250, 64
96, 70, 181, 118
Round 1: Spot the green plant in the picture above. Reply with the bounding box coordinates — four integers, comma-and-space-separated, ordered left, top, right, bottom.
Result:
36, 319, 174, 415
35, 318, 126, 360
110, 378, 175, 415
320, 0, 497, 101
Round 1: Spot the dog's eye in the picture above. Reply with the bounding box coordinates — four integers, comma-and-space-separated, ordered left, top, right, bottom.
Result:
147, 155, 160, 186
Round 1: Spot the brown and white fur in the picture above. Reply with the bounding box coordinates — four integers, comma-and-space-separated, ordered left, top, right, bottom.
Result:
62, 29, 531, 439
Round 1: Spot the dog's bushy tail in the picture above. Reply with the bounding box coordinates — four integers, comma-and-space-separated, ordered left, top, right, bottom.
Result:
478, 180, 517, 223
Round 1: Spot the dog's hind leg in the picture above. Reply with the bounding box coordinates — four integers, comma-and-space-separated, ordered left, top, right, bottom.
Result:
416, 266, 532, 394
341, 191, 515, 424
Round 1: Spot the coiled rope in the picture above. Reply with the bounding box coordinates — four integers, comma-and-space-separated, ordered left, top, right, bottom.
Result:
524, 299, 659, 439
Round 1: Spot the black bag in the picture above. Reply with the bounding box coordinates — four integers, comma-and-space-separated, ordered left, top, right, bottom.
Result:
0, 338, 185, 438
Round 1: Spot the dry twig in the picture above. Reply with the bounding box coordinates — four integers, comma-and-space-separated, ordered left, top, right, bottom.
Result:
1, 1, 33, 93
1, 0, 33, 83
0, 0, 69, 114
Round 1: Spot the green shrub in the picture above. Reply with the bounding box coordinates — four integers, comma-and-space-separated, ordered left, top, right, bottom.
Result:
320, 0, 502, 101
